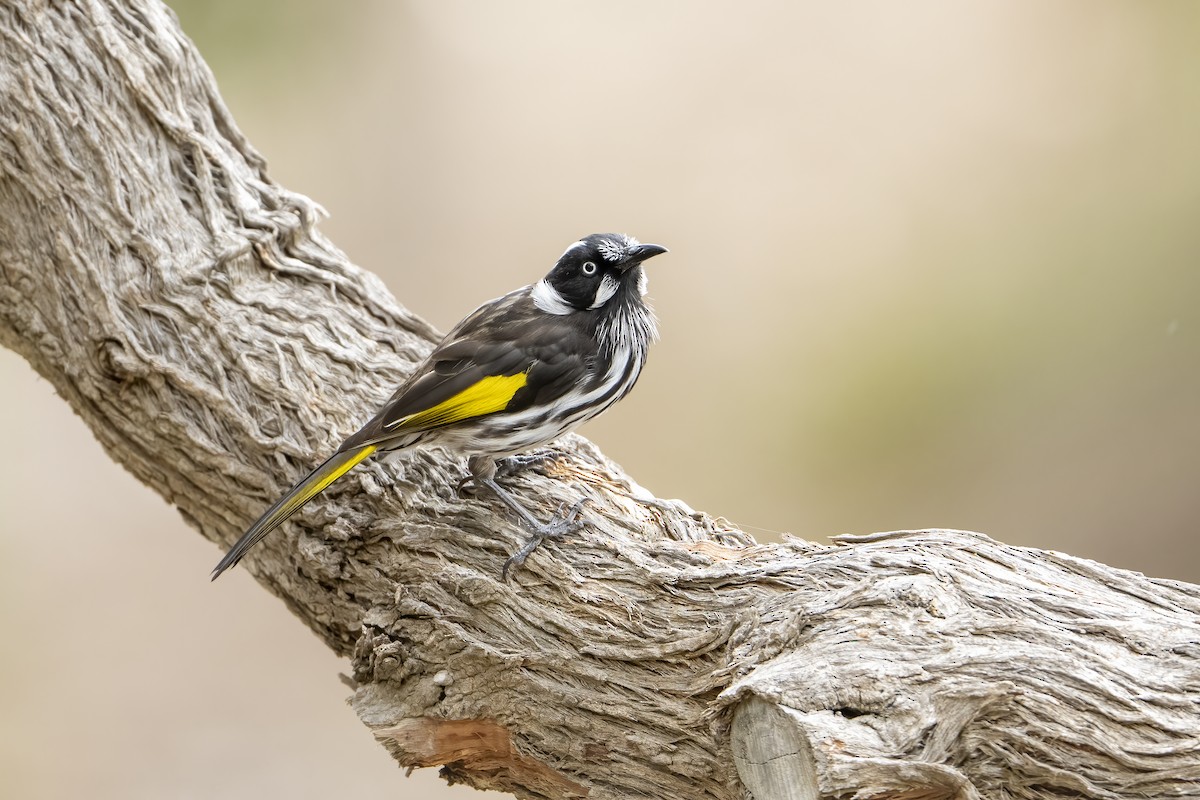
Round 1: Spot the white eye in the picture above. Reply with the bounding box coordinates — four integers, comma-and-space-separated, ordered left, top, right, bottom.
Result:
581, 261, 597, 275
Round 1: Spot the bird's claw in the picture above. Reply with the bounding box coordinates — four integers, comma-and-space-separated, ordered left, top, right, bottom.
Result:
501, 498, 588, 581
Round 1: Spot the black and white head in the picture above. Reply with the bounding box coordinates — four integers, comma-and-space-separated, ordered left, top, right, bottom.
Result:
532, 233, 668, 316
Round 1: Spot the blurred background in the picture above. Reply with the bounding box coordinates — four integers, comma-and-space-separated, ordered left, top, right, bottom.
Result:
3, 1, 1199, 797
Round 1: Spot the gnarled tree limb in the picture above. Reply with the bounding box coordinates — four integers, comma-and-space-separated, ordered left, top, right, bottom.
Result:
2, 3, 1197, 798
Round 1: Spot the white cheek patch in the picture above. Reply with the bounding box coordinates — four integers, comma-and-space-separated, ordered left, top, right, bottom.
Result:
589, 273, 620, 309
532, 278, 574, 315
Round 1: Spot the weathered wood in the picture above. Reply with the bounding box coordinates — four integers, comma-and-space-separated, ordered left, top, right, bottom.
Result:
725, 530, 1200, 799
2, 3, 1198, 799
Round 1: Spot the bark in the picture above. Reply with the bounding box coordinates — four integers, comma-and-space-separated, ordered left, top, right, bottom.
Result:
2, 3, 1198, 799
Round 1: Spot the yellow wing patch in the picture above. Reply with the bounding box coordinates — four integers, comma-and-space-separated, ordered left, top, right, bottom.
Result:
389, 371, 529, 431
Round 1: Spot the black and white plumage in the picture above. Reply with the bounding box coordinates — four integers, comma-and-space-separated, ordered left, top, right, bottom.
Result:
212, 233, 667, 580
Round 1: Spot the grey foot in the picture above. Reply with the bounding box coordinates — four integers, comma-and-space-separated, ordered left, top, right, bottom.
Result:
501, 498, 588, 581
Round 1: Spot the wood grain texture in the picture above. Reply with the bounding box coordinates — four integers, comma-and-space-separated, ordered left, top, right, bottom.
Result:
2, 3, 1198, 798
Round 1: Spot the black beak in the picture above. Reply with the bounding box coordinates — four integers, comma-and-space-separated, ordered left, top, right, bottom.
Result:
625, 243, 669, 266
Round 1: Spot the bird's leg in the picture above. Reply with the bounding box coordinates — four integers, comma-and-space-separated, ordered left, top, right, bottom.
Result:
466, 455, 587, 579
459, 449, 562, 493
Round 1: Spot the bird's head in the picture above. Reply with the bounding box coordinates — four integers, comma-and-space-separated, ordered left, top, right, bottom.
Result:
533, 233, 668, 315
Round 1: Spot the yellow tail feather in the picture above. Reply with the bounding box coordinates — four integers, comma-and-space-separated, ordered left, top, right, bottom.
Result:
211, 444, 377, 579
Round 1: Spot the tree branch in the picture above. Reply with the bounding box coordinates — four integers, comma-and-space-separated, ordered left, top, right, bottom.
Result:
2, 3, 1198, 799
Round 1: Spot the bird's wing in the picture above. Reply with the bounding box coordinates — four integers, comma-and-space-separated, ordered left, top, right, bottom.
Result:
374, 338, 532, 434
343, 292, 593, 448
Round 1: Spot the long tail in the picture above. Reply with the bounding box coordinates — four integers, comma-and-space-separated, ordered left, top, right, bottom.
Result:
211, 444, 377, 580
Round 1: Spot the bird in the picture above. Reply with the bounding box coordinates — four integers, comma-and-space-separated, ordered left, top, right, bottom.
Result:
212, 232, 668, 581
